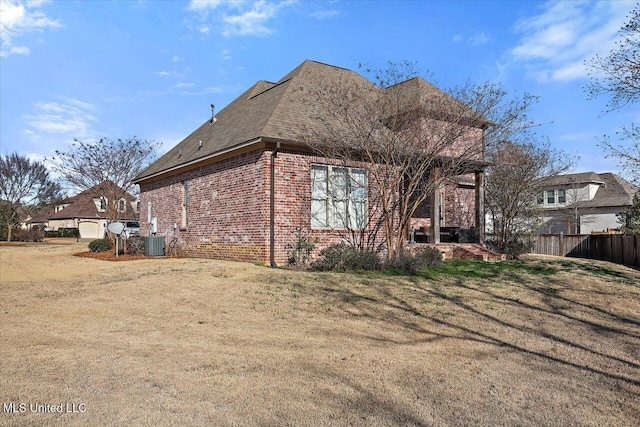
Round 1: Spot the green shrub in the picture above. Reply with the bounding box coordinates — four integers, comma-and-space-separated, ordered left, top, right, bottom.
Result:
311, 244, 382, 272
486, 238, 532, 260
57, 227, 79, 238
127, 236, 145, 255
287, 235, 315, 266
413, 246, 443, 268
387, 246, 442, 274
88, 238, 113, 253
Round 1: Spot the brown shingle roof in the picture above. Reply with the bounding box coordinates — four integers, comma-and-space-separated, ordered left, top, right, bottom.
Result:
47, 181, 136, 220
542, 172, 604, 187
543, 172, 637, 209
589, 173, 638, 208
135, 60, 482, 182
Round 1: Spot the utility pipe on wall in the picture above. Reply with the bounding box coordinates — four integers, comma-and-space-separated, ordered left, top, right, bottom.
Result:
270, 143, 280, 267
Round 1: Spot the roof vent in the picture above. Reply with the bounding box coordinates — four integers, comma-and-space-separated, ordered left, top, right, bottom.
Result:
198, 140, 203, 149
210, 104, 217, 124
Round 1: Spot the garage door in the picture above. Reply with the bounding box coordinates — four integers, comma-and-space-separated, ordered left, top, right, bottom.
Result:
79, 221, 99, 239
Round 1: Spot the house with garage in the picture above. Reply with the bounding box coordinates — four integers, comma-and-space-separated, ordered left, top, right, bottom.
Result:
31, 181, 139, 239
536, 172, 637, 234
134, 60, 490, 265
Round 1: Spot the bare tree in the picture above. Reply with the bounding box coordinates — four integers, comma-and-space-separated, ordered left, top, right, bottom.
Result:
599, 125, 640, 185
51, 137, 160, 223
484, 141, 571, 254
298, 62, 537, 261
0, 153, 62, 241
586, 4, 640, 185
586, 4, 640, 111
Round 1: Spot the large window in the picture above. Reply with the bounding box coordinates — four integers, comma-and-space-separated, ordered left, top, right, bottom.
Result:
311, 165, 367, 229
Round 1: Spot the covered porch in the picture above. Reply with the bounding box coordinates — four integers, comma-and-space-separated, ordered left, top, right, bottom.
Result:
407, 165, 486, 245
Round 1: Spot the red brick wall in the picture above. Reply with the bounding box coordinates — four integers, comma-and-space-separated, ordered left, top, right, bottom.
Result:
139, 147, 478, 265
139, 149, 270, 263
272, 150, 387, 264
139, 148, 389, 265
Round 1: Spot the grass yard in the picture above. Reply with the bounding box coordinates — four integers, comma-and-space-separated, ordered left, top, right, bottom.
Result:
1, 243, 639, 426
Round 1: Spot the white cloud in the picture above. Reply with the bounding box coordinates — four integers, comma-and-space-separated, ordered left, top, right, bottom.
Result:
171, 55, 183, 62
309, 9, 342, 20
0, 0, 61, 57
452, 31, 490, 46
509, 0, 635, 83
186, 0, 295, 37
153, 70, 184, 79
24, 99, 99, 139
469, 31, 490, 46
188, 0, 224, 12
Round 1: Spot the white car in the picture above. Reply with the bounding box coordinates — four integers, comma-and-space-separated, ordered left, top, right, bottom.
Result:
122, 221, 140, 238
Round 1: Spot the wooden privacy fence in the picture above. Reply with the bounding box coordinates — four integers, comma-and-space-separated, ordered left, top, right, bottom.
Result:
533, 234, 640, 267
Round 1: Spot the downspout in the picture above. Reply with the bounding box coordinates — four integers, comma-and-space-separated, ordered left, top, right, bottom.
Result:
270, 142, 281, 267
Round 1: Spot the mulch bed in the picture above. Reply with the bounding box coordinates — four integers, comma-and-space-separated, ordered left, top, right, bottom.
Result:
0, 242, 27, 247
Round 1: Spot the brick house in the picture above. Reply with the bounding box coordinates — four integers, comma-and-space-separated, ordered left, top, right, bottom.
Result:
134, 60, 488, 265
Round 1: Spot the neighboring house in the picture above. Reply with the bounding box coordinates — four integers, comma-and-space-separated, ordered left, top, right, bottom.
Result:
28, 181, 139, 239
134, 60, 487, 265
536, 172, 638, 234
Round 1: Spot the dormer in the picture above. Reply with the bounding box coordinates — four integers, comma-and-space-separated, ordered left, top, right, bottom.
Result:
94, 197, 107, 212
54, 203, 70, 213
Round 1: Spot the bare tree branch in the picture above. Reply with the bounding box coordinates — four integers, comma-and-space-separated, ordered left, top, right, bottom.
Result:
50, 136, 160, 223
0, 153, 62, 241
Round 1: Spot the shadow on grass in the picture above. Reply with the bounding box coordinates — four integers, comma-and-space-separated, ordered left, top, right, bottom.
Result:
547, 259, 637, 282
376, 259, 557, 281
294, 259, 640, 390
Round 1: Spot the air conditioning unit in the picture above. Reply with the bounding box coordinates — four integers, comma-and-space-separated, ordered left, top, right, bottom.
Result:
144, 235, 165, 256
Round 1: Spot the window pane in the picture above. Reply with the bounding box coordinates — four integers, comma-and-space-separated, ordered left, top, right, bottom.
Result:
311, 166, 328, 198
547, 190, 555, 204
558, 189, 566, 203
330, 168, 348, 199
311, 199, 327, 228
536, 192, 544, 205
350, 169, 367, 200
332, 199, 348, 229
351, 200, 367, 229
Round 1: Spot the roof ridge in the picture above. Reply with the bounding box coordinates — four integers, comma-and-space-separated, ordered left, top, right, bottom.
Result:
248, 78, 290, 100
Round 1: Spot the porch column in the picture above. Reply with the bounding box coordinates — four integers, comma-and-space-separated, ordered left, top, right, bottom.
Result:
475, 171, 485, 244
430, 167, 441, 244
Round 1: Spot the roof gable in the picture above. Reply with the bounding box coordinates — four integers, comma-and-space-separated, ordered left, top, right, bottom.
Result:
48, 181, 135, 220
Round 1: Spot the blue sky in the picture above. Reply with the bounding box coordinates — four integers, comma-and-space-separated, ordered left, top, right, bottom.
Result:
1, 0, 637, 180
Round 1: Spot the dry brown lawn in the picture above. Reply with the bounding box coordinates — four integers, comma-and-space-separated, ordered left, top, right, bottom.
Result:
1, 242, 639, 426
